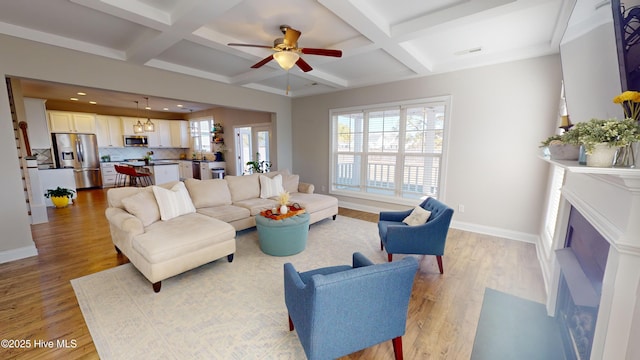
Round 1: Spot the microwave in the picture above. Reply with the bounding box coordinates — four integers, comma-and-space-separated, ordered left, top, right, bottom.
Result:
124, 135, 148, 147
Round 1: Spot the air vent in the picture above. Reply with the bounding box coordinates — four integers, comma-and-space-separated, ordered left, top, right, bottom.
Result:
454, 47, 482, 56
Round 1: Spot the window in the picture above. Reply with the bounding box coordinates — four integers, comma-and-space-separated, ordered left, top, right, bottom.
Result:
330, 97, 450, 204
190, 117, 213, 152
543, 165, 565, 248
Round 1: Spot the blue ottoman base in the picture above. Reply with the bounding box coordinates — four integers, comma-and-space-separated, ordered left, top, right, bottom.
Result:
256, 212, 310, 256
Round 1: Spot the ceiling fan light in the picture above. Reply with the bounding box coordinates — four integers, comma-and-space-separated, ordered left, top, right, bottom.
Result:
273, 51, 299, 70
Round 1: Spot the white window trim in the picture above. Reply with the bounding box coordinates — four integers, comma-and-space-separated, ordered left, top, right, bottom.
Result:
329, 96, 452, 206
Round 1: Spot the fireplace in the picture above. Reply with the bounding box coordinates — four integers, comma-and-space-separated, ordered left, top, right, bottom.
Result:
542, 169, 640, 359
555, 207, 609, 359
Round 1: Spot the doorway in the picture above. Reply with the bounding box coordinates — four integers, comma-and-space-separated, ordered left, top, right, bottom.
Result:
235, 124, 271, 175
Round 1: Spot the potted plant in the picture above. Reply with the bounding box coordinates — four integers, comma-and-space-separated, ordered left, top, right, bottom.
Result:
540, 130, 581, 160
246, 152, 271, 174
572, 118, 640, 166
44, 186, 76, 208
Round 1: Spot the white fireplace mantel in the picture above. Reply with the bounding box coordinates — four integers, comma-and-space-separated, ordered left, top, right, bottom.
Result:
541, 158, 640, 359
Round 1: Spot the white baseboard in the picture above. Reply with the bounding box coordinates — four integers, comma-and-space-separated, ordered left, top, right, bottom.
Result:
0, 245, 38, 264
338, 201, 383, 214
450, 220, 538, 243
339, 201, 539, 244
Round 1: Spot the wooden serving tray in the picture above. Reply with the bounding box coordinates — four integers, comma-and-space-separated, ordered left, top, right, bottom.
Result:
260, 206, 306, 220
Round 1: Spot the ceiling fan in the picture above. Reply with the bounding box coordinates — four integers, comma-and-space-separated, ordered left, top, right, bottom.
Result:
228, 25, 342, 72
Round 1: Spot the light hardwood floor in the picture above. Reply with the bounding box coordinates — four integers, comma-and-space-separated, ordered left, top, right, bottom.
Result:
0, 189, 546, 359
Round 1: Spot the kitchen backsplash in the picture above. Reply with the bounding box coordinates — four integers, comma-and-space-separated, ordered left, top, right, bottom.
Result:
33, 148, 54, 165
98, 148, 187, 161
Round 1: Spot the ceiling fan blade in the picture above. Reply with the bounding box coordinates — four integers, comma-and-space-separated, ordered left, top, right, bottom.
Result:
283, 27, 301, 47
301, 48, 342, 57
251, 55, 274, 69
295, 57, 313, 72
228, 43, 273, 49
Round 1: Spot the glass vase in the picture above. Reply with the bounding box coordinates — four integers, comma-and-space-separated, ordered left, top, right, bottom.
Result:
613, 143, 636, 168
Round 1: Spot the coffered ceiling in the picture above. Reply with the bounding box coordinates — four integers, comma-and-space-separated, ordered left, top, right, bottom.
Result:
0, 0, 584, 107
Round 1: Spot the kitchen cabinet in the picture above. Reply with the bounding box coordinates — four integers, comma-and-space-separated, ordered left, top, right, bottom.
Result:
147, 163, 180, 185
179, 160, 193, 180
121, 117, 145, 136
95, 115, 123, 147
48, 111, 96, 133
170, 120, 190, 148
145, 119, 171, 147
199, 162, 212, 179
158, 120, 172, 147
23, 98, 51, 149
100, 162, 117, 187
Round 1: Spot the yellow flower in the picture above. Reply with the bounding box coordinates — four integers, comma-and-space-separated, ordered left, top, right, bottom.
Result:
279, 191, 290, 206
613, 91, 640, 120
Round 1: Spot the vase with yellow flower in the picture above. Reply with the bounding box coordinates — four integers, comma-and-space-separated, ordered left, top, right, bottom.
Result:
613, 91, 640, 167
279, 191, 290, 214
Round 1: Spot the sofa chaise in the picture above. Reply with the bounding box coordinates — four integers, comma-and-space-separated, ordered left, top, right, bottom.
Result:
105, 170, 338, 292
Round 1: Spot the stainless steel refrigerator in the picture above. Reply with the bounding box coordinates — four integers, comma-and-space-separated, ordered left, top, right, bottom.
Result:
52, 133, 103, 189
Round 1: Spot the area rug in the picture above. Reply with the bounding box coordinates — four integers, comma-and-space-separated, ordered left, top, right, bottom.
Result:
471, 288, 565, 360
72, 216, 386, 359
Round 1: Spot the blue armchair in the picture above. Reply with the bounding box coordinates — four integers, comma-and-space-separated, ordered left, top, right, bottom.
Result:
378, 197, 454, 273
284, 252, 418, 360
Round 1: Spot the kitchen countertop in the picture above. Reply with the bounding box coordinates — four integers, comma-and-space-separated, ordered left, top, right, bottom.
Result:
112, 160, 180, 166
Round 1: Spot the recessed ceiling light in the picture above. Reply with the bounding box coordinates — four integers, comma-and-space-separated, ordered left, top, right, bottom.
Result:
177, 104, 184, 108
145, 106, 151, 110
70, 97, 79, 101
89, 101, 97, 105
77, 92, 87, 96
163, 107, 169, 111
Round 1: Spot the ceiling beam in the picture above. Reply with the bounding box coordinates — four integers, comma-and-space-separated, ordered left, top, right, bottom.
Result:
319, 0, 432, 74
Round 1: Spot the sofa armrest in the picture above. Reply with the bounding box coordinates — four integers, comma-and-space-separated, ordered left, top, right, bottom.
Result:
298, 182, 314, 194
105, 207, 144, 236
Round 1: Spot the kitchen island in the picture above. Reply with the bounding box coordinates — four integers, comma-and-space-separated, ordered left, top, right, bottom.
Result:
144, 161, 180, 185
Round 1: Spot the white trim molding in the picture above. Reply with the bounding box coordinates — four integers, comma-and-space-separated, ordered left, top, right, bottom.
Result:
0, 245, 38, 264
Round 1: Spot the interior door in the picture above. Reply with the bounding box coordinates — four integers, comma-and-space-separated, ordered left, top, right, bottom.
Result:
235, 124, 271, 175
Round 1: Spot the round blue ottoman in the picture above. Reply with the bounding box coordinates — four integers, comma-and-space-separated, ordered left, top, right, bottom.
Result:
255, 212, 310, 256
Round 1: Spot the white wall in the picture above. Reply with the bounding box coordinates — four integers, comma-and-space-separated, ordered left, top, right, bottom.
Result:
0, 34, 293, 261
292, 55, 562, 240
561, 22, 623, 122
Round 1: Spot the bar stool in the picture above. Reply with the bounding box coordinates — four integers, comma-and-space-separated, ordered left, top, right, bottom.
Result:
114, 165, 129, 187
115, 165, 152, 187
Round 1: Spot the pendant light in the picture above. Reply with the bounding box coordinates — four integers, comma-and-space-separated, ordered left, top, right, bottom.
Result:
133, 100, 144, 134
143, 97, 155, 132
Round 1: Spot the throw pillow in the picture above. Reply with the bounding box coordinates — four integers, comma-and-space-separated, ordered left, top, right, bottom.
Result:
152, 182, 196, 221
121, 190, 161, 227
282, 174, 300, 193
259, 174, 284, 198
403, 206, 432, 226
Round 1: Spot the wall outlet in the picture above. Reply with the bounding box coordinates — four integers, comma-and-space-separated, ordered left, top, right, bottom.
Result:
458, 204, 465, 213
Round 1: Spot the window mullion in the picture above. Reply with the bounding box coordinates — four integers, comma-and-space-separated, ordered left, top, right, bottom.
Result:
361, 111, 369, 193
396, 107, 407, 197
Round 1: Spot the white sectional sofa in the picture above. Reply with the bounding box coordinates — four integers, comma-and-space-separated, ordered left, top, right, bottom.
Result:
186, 170, 338, 230
105, 170, 338, 292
